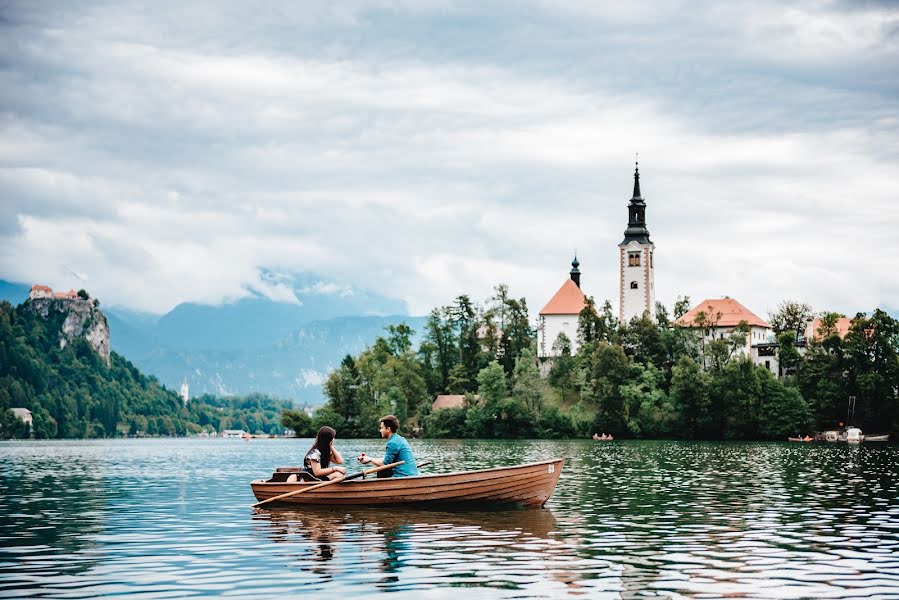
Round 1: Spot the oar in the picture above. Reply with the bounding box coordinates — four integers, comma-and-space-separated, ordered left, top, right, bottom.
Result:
251, 461, 404, 508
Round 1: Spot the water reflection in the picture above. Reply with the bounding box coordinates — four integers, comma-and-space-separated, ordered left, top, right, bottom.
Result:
1, 439, 897, 598
0, 443, 108, 595
252, 506, 568, 592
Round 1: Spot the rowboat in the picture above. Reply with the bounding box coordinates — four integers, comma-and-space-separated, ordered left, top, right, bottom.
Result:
787, 436, 813, 442
250, 458, 565, 508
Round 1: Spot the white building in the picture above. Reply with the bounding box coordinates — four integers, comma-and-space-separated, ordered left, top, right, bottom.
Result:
11, 408, 33, 432
676, 297, 777, 374
538, 257, 587, 359
29, 285, 53, 300
619, 163, 656, 324
221, 429, 247, 439
179, 378, 189, 404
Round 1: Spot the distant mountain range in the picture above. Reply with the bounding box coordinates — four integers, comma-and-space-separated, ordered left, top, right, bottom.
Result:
0, 275, 425, 405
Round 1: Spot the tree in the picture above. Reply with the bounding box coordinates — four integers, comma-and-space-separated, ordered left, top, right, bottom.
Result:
620, 315, 667, 370
777, 332, 801, 379
477, 361, 507, 406
589, 342, 631, 433
547, 333, 576, 395
511, 348, 544, 413
669, 356, 714, 438
758, 375, 811, 439
711, 357, 765, 439
842, 310, 899, 434
281, 409, 314, 437
622, 364, 673, 437
385, 323, 415, 356
769, 300, 814, 341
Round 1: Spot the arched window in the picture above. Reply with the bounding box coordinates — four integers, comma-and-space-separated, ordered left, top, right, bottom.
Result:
630, 281, 638, 289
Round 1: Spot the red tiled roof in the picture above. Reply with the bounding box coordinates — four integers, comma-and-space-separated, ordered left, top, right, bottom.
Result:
675, 298, 770, 328
31, 285, 52, 292
539, 279, 587, 315
805, 317, 853, 341
431, 394, 474, 411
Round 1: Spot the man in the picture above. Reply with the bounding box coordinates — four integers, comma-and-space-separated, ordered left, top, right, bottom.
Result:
358, 414, 419, 477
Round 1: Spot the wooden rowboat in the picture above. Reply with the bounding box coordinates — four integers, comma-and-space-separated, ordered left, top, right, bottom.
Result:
250, 458, 565, 508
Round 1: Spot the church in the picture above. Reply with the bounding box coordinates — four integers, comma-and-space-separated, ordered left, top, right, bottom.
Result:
538, 163, 656, 359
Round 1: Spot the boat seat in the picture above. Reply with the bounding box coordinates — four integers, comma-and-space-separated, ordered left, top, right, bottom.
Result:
268, 468, 324, 483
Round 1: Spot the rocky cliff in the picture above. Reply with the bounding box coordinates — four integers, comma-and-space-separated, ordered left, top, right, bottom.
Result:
25, 296, 111, 365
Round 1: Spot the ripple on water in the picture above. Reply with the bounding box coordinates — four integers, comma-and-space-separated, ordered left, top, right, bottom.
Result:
1, 439, 898, 598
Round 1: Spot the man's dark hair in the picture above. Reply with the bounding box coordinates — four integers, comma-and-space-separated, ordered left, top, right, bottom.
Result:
380, 415, 399, 433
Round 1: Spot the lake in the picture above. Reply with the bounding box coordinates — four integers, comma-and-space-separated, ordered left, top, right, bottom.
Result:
1, 438, 898, 598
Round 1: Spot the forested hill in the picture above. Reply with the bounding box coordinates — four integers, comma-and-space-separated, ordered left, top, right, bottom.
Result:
0, 300, 291, 439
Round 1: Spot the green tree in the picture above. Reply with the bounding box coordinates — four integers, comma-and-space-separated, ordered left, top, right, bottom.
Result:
769, 300, 814, 341
622, 363, 673, 437
512, 347, 545, 413
758, 375, 812, 439
669, 356, 714, 438
280, 409, 314, 437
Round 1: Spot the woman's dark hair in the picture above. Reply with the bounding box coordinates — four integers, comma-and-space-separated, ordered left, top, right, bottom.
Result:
308, 426, 336, 468
379, 415, 399, 433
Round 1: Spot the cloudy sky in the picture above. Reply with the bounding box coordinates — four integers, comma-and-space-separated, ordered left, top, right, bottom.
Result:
1, 1, 897, 320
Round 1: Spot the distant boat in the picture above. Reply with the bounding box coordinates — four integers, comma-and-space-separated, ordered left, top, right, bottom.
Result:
863, 434, 890, 442
787, 436, 813, 442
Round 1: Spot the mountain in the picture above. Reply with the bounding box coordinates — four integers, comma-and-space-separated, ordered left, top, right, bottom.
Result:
0, 274, 421, 405
135, 314, 428, 404
0, 281, 29, 305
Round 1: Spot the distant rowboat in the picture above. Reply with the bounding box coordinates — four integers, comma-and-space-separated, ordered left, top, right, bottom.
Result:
251, 458, 565, 508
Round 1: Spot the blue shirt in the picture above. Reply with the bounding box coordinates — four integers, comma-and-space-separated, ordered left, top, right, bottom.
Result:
382, 433, 418, 477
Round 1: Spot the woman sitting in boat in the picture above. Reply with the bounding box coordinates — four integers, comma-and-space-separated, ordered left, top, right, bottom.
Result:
286, 426, 346, 482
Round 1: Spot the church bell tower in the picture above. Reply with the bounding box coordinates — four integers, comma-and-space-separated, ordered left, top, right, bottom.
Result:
618, 160, 655, 324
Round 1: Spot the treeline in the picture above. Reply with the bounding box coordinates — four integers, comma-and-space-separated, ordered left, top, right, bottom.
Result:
0, 301, 293, 439
286, 287, 899, 440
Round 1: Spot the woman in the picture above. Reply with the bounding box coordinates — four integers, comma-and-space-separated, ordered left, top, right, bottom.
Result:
286, 426, 346, 482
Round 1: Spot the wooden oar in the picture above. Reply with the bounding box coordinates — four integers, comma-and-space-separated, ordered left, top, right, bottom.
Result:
251, 461, 404, 508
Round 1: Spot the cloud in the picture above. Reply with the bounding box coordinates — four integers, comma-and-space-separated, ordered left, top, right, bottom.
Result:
0, 0, 897, 318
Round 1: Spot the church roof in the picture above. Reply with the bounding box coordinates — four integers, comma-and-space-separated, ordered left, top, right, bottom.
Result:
675, 298, 770, 328
540, 279, 587, 316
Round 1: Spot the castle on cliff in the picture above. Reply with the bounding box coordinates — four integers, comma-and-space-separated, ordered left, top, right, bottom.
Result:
29, 285, 79, 300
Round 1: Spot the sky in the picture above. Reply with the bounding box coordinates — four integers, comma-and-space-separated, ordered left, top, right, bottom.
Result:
1, 1, 897, 321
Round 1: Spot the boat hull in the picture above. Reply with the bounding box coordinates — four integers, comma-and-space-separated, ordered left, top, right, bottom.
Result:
251, 458, 565, 507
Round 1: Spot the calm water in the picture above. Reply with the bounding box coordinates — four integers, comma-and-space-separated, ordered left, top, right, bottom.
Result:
1, 438, 898, 598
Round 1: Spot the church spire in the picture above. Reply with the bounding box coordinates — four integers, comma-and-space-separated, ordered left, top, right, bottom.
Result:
632, 157, 642, 199
570, 254, 581, 288
620, 157, 651, 245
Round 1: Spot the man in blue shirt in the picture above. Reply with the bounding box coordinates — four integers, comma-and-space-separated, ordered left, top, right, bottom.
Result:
358, 415, 418, 477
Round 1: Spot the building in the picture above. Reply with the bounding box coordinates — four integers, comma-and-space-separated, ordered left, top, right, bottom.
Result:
619, 163, 656, 324
29, 285, 52, 300
538, 257, 587, 359
804, 317, 854, 342
221, 429, 247, 439
11, 408, 33, 433
676, 297, 777, 374
431, 394, 475, 411
179, 378, 189, 404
